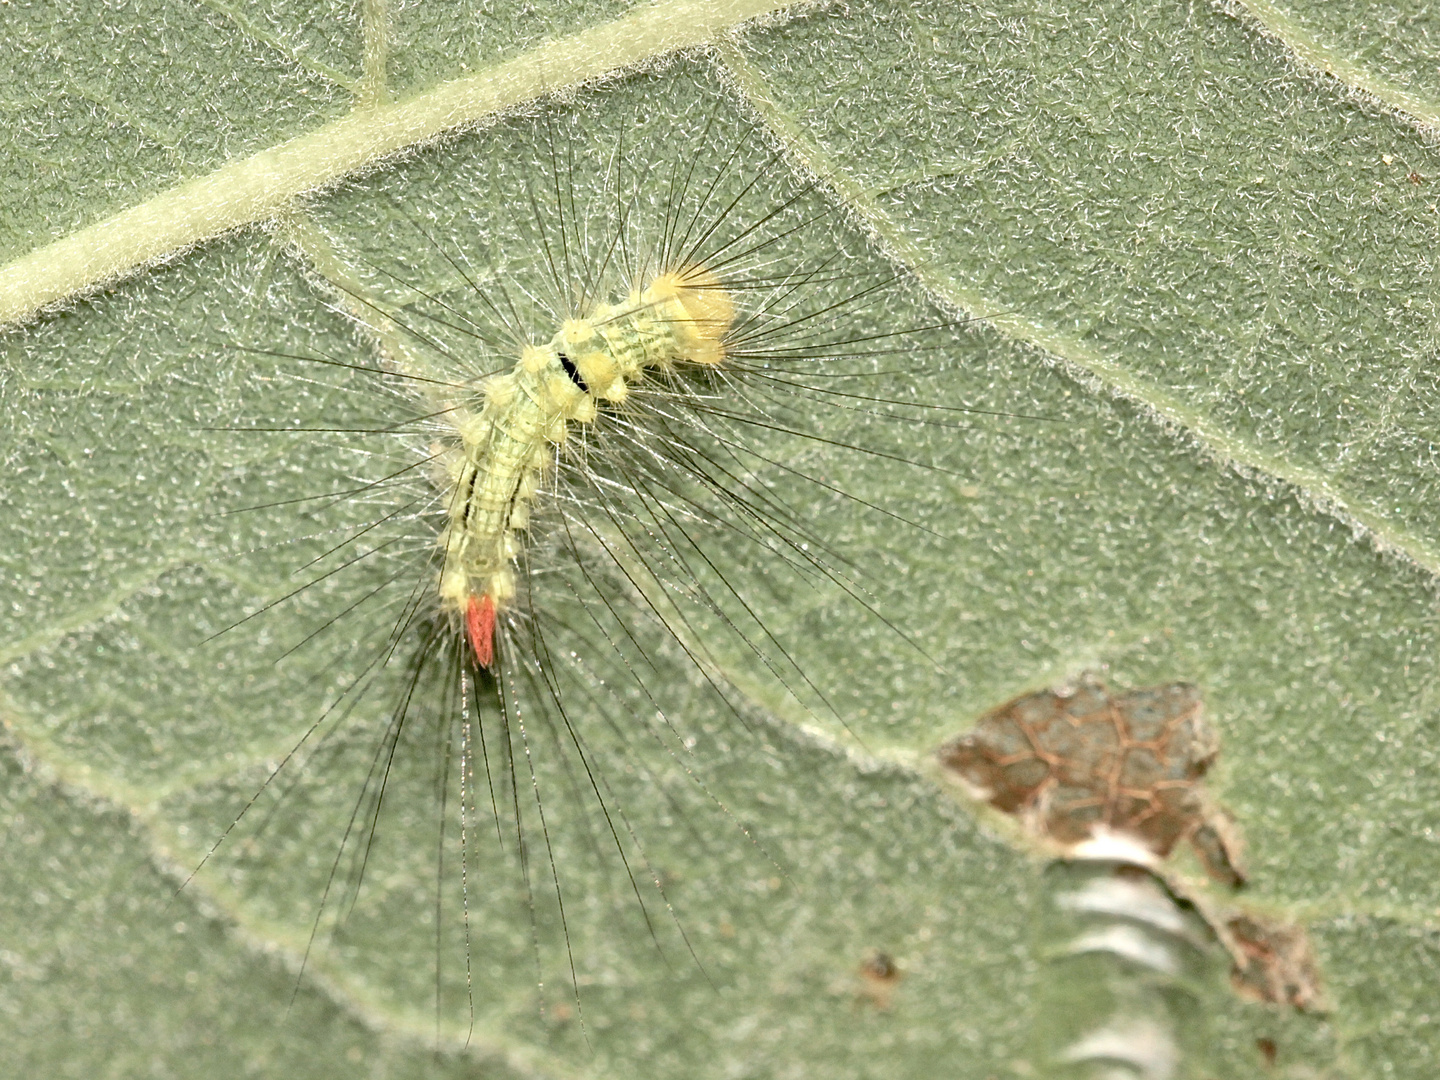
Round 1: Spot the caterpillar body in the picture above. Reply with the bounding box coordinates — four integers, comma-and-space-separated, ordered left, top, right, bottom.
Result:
173, 74, 1034, 1053
439, 267, 733, 668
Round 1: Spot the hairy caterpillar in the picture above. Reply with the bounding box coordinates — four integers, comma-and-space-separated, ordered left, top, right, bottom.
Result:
437, 265, 734, 669
181, 70, 1037, 1054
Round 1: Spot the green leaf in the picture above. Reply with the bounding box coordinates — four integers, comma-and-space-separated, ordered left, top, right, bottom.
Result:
3, 1, 1438, 1077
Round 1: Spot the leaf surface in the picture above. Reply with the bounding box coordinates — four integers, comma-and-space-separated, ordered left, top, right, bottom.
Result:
2, 1, 1438, 1077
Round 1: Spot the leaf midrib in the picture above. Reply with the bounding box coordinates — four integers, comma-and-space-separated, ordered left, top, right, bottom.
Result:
0, 0, 804, 329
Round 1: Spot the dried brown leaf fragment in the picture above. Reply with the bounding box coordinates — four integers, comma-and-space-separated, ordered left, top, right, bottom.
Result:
937, 679, 1244, 885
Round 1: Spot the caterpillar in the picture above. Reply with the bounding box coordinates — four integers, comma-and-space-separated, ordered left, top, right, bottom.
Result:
437, 265, 734, 670
179, 70, 1036, 1052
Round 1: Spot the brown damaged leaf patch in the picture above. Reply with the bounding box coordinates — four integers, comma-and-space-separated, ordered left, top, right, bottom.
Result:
937, 680, 1244, 885
938, 679, 1328, 1014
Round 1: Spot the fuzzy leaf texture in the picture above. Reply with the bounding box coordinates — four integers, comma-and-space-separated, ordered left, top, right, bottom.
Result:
2, 1, 1438, 1078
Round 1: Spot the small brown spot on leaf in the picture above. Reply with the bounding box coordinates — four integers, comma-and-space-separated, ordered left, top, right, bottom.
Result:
937, 679, 1244, 885
1226, 914, 1325, 1011
1409, 171, 1424, 184
857, 949, 902, 1010
1257, 1036, 1278, 1067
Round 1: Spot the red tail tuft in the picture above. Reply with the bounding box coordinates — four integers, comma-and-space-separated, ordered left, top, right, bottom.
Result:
465, 594, 496, 669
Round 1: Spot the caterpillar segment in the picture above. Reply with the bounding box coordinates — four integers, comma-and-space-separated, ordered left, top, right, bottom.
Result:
436, 267, 735, 668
